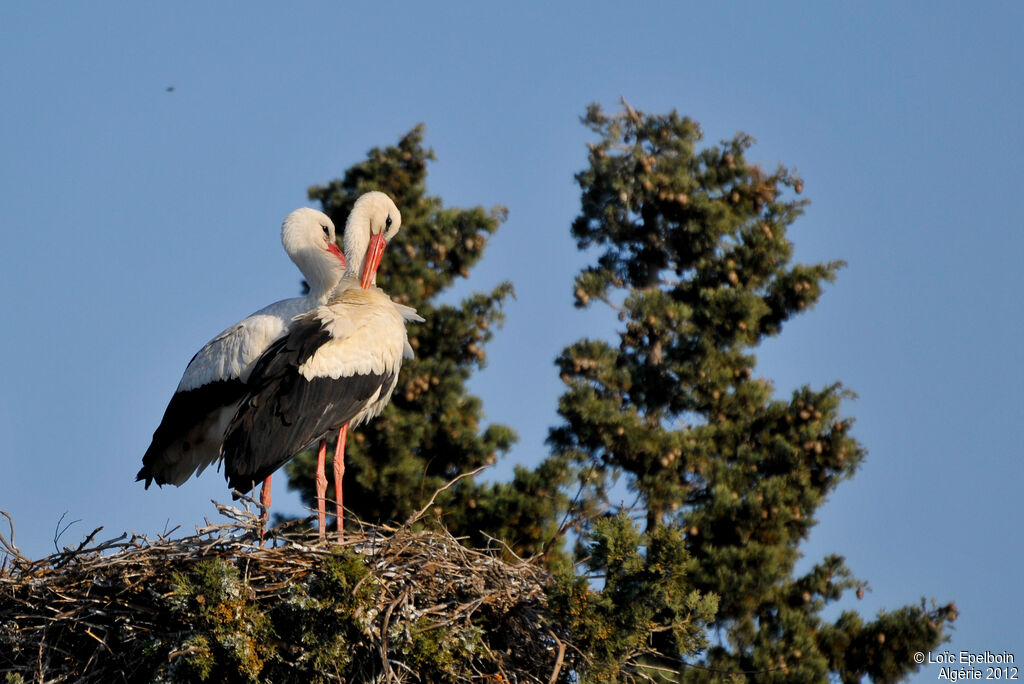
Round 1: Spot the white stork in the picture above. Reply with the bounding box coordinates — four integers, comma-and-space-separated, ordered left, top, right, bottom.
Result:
222, 191, 421, 541
137, 207, 346, 517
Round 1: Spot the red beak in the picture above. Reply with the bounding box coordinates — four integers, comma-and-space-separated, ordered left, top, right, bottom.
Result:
327, 241, 347, 268
360, 233, 387, 289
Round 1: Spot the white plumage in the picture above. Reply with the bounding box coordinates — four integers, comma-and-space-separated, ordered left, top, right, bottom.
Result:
137, 207, 345, 488
299, 286, 421, 383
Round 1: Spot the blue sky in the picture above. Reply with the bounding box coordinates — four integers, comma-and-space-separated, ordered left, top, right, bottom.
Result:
1, 3, 1021, 677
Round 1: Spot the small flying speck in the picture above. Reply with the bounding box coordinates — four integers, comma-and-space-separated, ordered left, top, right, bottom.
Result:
166, 86, 175, 92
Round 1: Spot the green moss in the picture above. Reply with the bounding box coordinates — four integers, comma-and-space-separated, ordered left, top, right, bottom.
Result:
165, 559, 272, 682
256, 550, 383, 682
177, 634, 214, 680
404, 619, 484, 682
312, 549, 376, 607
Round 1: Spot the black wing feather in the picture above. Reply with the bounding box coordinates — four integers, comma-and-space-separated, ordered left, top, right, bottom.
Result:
222, 317, 393, 493
136, 378, 247, 488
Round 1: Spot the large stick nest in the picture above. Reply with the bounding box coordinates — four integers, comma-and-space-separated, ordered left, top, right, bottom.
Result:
0, 503, 566, 683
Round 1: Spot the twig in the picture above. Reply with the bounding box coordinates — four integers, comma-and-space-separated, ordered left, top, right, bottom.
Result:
53, 511, 81, 553
404, 465, 490, 526
53, 526, 105, 569
547, 631, 566, 684
544, 461, 600, 558
0, 509, 29, 564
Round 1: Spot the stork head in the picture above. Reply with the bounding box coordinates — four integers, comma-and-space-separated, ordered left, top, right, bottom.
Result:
343, 191, 401, 289
281, 207, 347, 299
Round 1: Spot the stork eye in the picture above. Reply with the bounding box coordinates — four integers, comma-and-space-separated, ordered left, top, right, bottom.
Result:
321, 224, 330, 237
385, 215, 393, 231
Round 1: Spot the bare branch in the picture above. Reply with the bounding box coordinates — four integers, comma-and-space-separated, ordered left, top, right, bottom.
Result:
548, 630, 566, 684
52, 511, 81, 553
404, 464, 490, 527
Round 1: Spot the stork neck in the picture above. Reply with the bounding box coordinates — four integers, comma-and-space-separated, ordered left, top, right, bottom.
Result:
342, 208, 375, 287
343, 247, 367, 284
295, 247, 345, 302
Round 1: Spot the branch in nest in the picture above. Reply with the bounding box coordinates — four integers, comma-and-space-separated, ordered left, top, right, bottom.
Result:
0, 510, 29, 566
404, 464, 490, 527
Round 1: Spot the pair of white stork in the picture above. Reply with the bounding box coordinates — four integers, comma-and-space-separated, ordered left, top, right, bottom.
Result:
136, 192, 420, 541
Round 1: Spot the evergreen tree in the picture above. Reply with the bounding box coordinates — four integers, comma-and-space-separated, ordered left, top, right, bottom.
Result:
549, 101, 956, 681
285, 126, 518, 529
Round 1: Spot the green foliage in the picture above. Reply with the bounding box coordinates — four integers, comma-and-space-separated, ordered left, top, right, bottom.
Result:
403, 619, 485, 683
115, 553, 379, 683
549, 514, 718, 682
261, 551, 376, 681
549, 101, 956, 681
821, 601, 960, 684
166, 559, 273, 682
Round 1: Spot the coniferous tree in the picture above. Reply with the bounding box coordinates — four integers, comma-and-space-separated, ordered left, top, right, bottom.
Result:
549, 101, 956, 682
285, 126, 518, 529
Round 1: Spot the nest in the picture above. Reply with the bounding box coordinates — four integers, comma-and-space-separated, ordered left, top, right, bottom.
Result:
0, 502, 567, 683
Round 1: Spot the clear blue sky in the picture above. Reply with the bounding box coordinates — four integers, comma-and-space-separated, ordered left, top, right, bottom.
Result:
1, 3, 1020, 677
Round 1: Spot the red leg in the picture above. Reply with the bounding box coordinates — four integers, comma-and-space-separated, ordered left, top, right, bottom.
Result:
259, 475, 272, 548
315, 438, 328, 542
333, 424, 348, 541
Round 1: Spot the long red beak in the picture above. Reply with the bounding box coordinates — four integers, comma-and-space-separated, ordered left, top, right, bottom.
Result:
360, 233, 387, 289
327, 241, 347, 268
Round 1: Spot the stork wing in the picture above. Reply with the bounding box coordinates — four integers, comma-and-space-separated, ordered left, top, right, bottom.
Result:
222, 314, 393, 493
393, 301, 425, 359
176, 307, 296, 391
138, 298, 305, 488
137, 378, 244, 488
